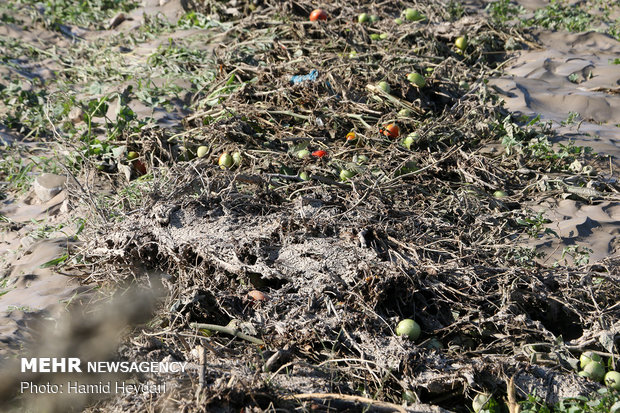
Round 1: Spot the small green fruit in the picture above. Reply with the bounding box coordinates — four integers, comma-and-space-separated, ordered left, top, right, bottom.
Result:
394, 18, 403, 25
354, 154, 369, 164
402, 390, 416, 403
232, 151, 242, 166
455, 36, 468, 51
398, 108, 412, 117
379, 33, 388, 40
218, 153, 233, 168
493, 190, 507, 198
196, 146, 208, 158
396, 319, 421, 341
377, 81, 390, 94
127, 151, 139, 160
358, 13, 369, 23
349, 50, 358, 58
403, 133, 418, 149
299, 171, 309, 181
472, 394, 490, 413
404, 8, 422, 21
369, 14, 379, 23
297, 149, 310, 159
583, 361, 605, 382
407, 72, 426, 88
580, 351, 603, 369
370, 33, 381, 40
605, 371, 620, 390
340, 169, 356, 181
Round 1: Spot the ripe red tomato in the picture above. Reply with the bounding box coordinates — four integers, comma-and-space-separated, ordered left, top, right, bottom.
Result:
309, 9, 328, 21
312, 150, 327, 158
382, 124, 400, 138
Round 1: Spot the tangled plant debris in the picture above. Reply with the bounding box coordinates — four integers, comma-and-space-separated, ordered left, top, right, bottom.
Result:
0, 0, 618, 412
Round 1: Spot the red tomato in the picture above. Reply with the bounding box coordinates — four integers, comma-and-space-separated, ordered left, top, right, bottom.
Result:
312, 150, 327, 158
382, 124, 400, 138
309, 9, 328, 21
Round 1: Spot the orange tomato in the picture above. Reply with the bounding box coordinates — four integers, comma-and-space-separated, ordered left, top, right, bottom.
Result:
382, 124, 400, 138
309, 9, 328, 21
346, 131, 357, 141
312, 150, 327, 158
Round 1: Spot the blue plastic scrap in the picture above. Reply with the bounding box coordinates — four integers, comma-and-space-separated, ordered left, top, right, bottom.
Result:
290, 69, 319, 84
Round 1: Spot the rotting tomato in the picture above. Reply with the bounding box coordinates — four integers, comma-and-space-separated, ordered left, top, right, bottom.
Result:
309, 9, 327, 21
381, 124, 400, 138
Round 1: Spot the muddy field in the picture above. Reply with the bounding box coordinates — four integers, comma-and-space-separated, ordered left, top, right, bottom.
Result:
0, 0, 619, 412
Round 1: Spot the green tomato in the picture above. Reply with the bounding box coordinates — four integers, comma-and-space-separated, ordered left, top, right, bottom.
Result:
472, 394, 490, 413
297, 149, 310, 159
358, 13, 369, 23
232, 151, 242, 166
354, 154, 369, 164
340, 169, 356, 181
404, 8, 423, 21
403, 133, 418, 149
299, 171, 309, 181
402, 390, 416, 403
379, 33, 388, 40
455, 36, 468, 51
580, 351, 603, 369
377, 81, 390, 94
196, 146, 208, 158
407, 72, 426, 88
394, 18, 403, 25
398, 108, 412, 118
218, 153, 233, 168
369, 33, 381, 40
369, 14, 379, 22
583, 361, 605, 382
396, 319, 420, 341
493, 190, 507, 198
604, 371, 620, 390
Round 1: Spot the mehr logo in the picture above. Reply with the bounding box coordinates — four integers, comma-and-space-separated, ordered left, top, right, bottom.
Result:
21, 358, 82, 373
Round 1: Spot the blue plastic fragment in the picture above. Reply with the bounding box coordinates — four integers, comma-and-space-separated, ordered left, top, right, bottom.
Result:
290, 69, 318, 84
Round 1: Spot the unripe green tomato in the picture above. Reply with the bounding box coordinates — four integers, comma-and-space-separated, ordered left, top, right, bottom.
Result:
493, 190, 507, 198
394, 18, 403, 25
218, 153, 233, 168
196, 146, 208, 158
340, 169, 355, 181
377, 81, 390, 94
580, 351, 603, 369
398, 108, 412, 117
379, 33, 388, 40
472, 394, 490, 413
407, 72, 426, 88
369, 14, 379, 22
455, 36, 468, 51
299, 171, 309, 181
358, 13, 369, 23
402, 390, 416, 403
396, 319, 420, 341
297, 149, 310, 159
605, 371, 620, 390
583, 361, 605, 382
232, 151, 242, 166
404, 8, 422, 21
370, 33, 381, 40
127, 151, 139, 160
